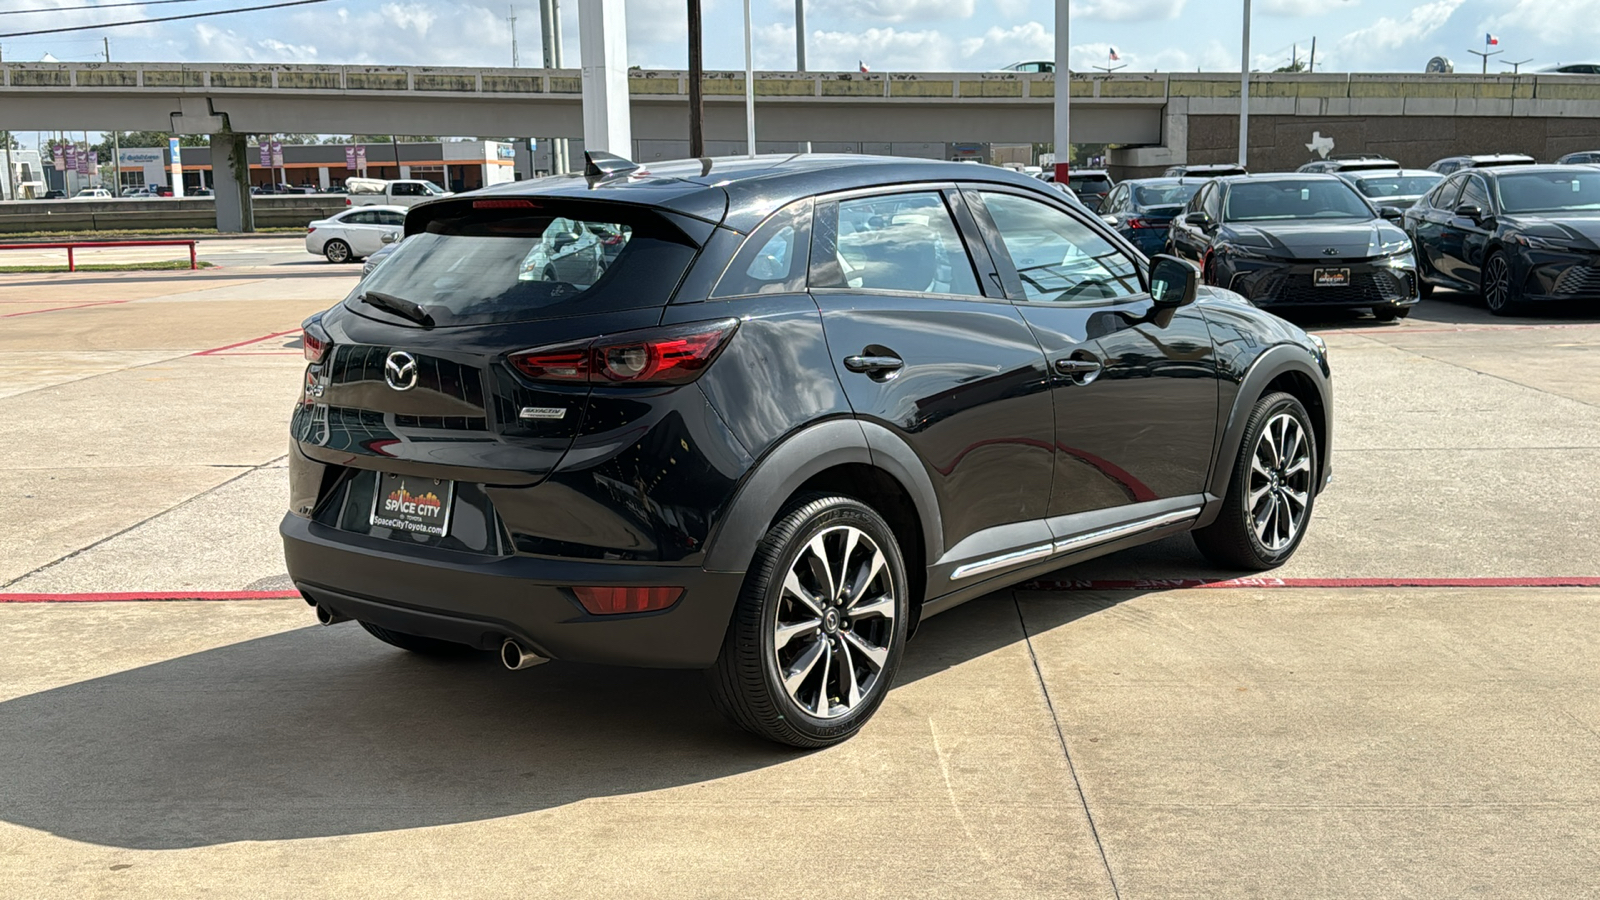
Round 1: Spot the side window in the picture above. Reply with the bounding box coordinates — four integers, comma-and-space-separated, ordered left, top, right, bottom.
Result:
712, 199, 813, 298
1459, 175, 1491, 213
376, 210, 406, 227
1203, 184, 1224, 221
344, 210, 377, 225
392, 183, 423, 197
811, 191, 981, 296
1105, 186, 1126, 213
978, 192, 1142, 303
1187, 184, 1208, 213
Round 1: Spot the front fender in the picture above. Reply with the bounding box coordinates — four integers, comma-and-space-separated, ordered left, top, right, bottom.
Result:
1204, 344, 1333, 522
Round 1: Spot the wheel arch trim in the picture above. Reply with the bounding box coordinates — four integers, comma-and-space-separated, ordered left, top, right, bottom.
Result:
702, 418, 944, 575
1206, 345, 1332, 517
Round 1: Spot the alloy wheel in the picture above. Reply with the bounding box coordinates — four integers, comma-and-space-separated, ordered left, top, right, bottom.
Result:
326, 241, 350, 263
772, 525, 897, 720
1483, 255, 1511, 311
1248, 412, 1313, 552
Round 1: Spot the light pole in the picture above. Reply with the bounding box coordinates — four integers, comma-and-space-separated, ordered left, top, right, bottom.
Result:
688, 0, 704, 157
743, 0, 755, 157
795, 0, 809, 152
1238, 0, 1251, 169
1052, 0, 1069, 182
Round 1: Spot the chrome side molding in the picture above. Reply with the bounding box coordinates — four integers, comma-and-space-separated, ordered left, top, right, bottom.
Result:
948, 506, 1203, 583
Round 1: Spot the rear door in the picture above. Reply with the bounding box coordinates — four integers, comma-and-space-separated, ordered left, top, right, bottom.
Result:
1411, 173, 1463, 281
1440, 174, 1494, 286
809, 186, 1056, 560
965, 186, 1218, 524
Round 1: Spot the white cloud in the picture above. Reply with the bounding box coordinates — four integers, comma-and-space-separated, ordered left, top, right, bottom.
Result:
1489, 0, 1600, 46
992, 0, 1031, 18
1336, 0, 1462, 61
801, 26, 959, 71
959, 22, 1051, 66
1260, 0, 1356, 15
1070, 0, 1186, 23
812, 0, 976, 24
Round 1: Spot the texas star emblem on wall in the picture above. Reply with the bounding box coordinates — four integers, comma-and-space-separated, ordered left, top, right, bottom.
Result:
1306, 132, 1336, 158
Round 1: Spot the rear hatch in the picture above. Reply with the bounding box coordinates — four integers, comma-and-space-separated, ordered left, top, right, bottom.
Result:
295, 196, 704, 493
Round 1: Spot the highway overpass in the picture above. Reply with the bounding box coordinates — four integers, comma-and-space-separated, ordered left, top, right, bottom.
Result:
4, 62, 1598, 229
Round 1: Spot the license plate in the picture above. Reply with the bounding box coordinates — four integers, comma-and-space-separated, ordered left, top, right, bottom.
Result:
1313, 267, 1351, 287
370, 472, 453, 537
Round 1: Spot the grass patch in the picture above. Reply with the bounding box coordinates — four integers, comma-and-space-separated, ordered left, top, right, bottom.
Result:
0, 260, 217, 273
0, 227, 302, 240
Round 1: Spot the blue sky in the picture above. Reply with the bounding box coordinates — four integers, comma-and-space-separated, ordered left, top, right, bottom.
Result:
2, 0, 1593, 75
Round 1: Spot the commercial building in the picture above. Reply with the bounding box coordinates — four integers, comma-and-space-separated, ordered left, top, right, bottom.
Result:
117, 139, 517, 194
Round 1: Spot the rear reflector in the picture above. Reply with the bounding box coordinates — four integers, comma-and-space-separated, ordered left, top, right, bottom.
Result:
573, 586, 683, 615
473, 198, 539, 209
509, 318, 739, 386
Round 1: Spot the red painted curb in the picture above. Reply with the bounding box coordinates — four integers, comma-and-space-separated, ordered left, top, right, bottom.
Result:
193, 328, 300, 357
0, 591, 302, 603
1021, 576, 1600, 591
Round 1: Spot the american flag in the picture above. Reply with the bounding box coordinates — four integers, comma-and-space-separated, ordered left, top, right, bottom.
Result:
1109, 47, 1120, 61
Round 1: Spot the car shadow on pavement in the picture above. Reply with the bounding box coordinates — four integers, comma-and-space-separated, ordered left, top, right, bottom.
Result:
1280, 289, 1600, 333
0, 598, 1034, 851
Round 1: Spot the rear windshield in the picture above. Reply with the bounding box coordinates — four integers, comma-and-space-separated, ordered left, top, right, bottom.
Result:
1133, 182, 1201, 209
1496, 170, 1600, 214
349, 201, 697, 326
1069, 175, 1112, 192
1225, 180, 1373, 221
1352, 174, 1442, 198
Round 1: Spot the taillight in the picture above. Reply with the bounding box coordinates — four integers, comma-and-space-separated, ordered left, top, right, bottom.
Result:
1125, 217, 1149, 229
307, 225, 317, 234
302, 325, 330, 362
573, 586, 683, 615
509, 318, 739, 386
473, 198, 538, 209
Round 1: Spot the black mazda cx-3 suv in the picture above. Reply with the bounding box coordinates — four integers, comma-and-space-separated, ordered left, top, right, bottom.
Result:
283, 153, 1333, 747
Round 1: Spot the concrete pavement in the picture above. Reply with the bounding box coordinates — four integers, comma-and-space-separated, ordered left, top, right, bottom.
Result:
1, 263, 1598, 898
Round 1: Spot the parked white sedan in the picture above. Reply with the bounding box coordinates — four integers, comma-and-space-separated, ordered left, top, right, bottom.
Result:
306, 205, 407, 263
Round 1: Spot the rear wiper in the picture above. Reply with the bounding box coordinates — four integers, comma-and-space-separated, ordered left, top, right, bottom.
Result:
359, 290, 434, 327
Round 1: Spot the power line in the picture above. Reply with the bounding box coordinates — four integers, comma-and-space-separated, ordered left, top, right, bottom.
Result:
0, 0, 331, 37
0, 0, 230, 17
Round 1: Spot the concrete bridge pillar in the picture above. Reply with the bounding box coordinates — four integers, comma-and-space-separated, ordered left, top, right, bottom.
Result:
209, 132, 255, 233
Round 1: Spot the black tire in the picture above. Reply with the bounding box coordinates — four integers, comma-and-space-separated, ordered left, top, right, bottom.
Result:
1481, 250, 1521, 316
1372, 304, 1410, 322
1192, 392, 1318, 571
324, 239, 352, 264
359, 620, 477, 657
707, 493, 910, 749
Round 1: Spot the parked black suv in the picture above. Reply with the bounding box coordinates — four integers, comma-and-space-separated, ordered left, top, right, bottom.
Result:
283, 154, 1333, 747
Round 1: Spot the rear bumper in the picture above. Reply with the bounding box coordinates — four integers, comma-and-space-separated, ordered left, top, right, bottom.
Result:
281, 514, 745, 668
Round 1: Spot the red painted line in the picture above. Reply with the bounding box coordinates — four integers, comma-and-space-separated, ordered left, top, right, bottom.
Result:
0, 590, 301, 603
193, 329, 301, 357
1021, 576, 1600, 591
0, 299, 130, 318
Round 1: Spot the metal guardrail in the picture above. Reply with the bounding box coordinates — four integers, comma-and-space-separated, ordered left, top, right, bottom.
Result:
0, 239, 198, 271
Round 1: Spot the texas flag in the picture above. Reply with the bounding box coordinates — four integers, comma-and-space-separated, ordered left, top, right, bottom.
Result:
859, 60, 870, 73
1486, 33, 1500, 46
1109, 47, 1121, 61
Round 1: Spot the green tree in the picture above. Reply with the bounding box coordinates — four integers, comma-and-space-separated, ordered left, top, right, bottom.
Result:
1274, 60, 1308, 73
349, 134, 443, 143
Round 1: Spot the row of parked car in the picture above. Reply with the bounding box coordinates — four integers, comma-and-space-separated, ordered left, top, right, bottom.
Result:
1065, 150, 1600, 318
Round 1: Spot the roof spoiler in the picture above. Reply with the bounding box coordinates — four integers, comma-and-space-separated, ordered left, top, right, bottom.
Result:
584, 151, 641, 184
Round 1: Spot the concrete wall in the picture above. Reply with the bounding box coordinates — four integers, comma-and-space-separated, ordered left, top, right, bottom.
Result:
0, 196, 347, 234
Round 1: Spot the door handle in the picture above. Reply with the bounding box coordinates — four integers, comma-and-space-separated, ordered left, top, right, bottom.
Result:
843, 354, 904, 374
1054, 358, 1102, 375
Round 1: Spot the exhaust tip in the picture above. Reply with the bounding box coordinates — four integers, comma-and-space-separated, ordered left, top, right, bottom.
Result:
500, 638, 548, 670
314, 603, 349, 626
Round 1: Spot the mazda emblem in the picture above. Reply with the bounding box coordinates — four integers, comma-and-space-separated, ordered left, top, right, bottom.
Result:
384, 351, 418, 391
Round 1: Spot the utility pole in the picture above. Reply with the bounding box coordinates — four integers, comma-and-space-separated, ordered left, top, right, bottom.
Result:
1238, 0, 1252, 168
795, 0, 808, 152
1052, 0, 1069, 182
688, 0, 704, 158
539, 0, 568, 173
509, 5, 519, 67
104, 37, 122, 195
1308, 36, 1316, 73
742, 0, 755, 157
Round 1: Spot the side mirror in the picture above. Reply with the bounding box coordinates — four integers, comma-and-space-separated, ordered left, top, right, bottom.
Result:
1100, 214, 1119, 226
1148, 254, 1199, 308
1453, 203, 1483, 221
1183, 210, 1211, 228
551, 232, 579, 249
1379, 206, 1404, 222
381, 231, 399, 244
